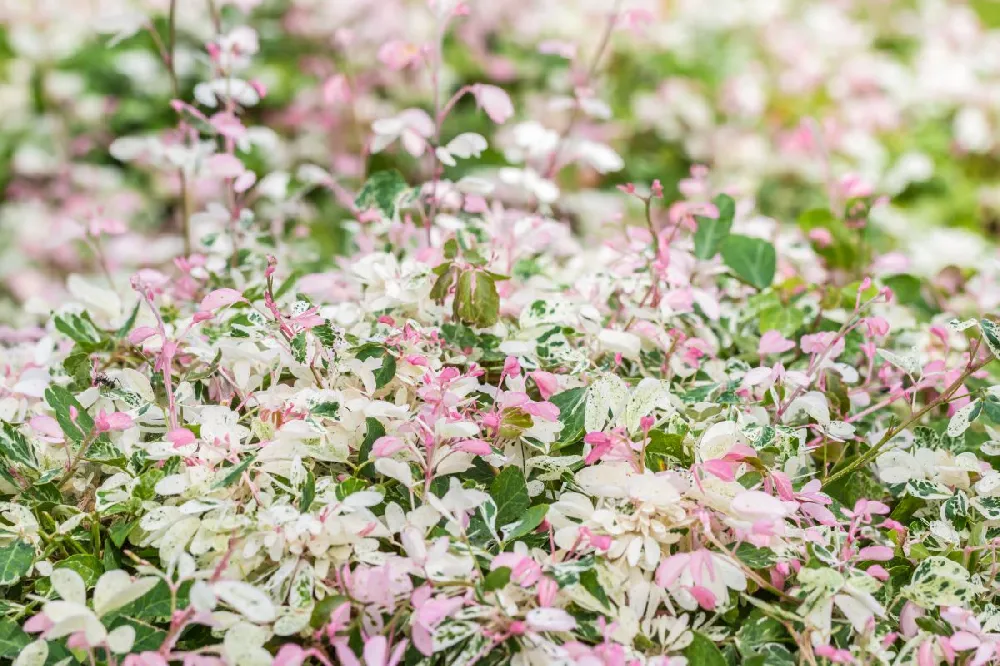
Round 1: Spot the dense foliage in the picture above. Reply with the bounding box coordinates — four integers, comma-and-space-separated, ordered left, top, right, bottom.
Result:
4, 1, 1000, 665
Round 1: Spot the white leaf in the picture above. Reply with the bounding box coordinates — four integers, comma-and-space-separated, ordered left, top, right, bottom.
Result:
214, 581, 277, 623
107, 625, 136, 654
624, 378, 671, 433
598, 329, 641, 359
156, 516, 200, 563
443, 133, 487, 159
525, 607, 577, 632
12, 640, 48, 666
783, 391, 830, 425
699, 421, 743, 461
50, 569, 86, 605
374, 458, 415, 487
289, 563, 314, 611
585, 373, 629, 433
949, 318, 978, 332
825, 421, 856, 441
947, 400, 980, 438
877, 348, 921, 376
120, 368, 155, 403
93, 571, 159, 617
190, 580, 217, 613
155, 474, 188, 496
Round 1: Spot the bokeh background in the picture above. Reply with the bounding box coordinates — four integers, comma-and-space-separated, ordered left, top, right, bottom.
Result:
3, 0, 1000, 326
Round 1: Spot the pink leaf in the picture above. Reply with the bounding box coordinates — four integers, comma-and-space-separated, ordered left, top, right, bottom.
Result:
758, 330, 796, 355
200, 288, 244, 312
207, 153, 245, 179
688, 585, 717, 611
473, 84, 514, 124
272, 645, 306, 666
372, 436, 405, 457
167, 428, 196, 447
29, 415, 64, 442
96, 410, 134, 433
856, 545, 895, 562
452, 439, 492, 455
128, 326, 157, 345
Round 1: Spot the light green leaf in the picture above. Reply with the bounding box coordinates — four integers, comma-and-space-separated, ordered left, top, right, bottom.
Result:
693, 193, 735, 259
721, 235, 776, 290
453, 270, 500, 328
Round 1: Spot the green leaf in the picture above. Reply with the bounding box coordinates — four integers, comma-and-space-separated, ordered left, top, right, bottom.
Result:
0, 540, 34, 586
274, 269, 304, 299
45, 385, 92, 443
883, 274, 935, 315
491, 467, 530, 529
693, 193, 735, 259
430, 267, 456, 304
335, 477, 367, 500
63, 351, 92, 389
579, 569, 611, 609
502, 504, 548, 542
550, 387, 586, 450
483, 566, 511, 591
798, 207, 858, 270
736, 610, 789, 656
453, 270, 500, 328
745, 645, 795, 666
466, 498, 499, 546
310, 401, 341, 418
43, 386, 120, 464
212, 454, 257, 489
105, 580, 176, 621
0, 619, 30, 659
55, 554, 104, 587
54, 311, 107, 350
684, 631, 727, 666
300, 469, 316, 511
758, 305, 807, 337
0, 422, 37, 469
313, 323, 340, 348
358, 417, 385, 480
109, 519, 137, 548
354, 169, 409, 218
290, 332, 307, 364
735, 543, 778, 568
645, 430, 690, 469
721, 235, 776, 290
356, 344, 397, 390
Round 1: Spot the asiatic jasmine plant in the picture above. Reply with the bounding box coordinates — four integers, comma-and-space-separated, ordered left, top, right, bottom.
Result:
3, 2, 1000, 666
